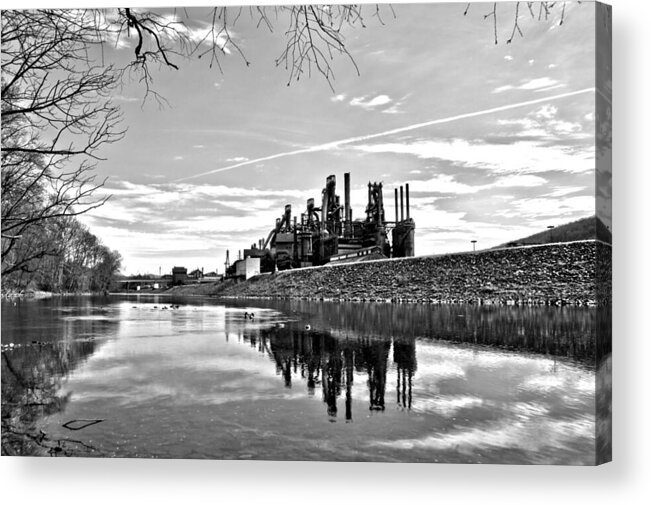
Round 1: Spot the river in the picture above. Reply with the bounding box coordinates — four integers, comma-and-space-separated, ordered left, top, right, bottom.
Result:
1, 295, 605, 463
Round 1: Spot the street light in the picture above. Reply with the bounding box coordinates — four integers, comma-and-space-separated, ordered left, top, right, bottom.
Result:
547, 225, 555, 243
471, 240, 477, 252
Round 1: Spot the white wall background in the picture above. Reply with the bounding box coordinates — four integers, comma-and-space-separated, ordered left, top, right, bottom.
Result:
1, 1, 648, 504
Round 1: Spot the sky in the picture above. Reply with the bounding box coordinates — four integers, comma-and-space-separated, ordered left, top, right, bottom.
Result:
74, 2, 607, 275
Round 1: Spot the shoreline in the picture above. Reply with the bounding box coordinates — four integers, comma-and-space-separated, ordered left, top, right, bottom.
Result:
1, 290, 107, 299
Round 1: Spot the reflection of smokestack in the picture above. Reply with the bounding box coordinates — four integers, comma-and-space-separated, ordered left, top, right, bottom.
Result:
394, 187, 398, 223
406, 183, 410, 220
400, 186, 404, 222
344, 172, 351, 225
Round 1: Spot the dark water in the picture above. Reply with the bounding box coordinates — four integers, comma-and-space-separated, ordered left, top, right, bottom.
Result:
2, 295, 601, 464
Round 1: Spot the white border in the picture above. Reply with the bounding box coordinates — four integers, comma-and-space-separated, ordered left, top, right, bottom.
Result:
1, 1, 649, 504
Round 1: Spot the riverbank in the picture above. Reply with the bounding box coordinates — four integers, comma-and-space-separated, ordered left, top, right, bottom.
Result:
166, 240, 611, 306
1, 290, 106, 299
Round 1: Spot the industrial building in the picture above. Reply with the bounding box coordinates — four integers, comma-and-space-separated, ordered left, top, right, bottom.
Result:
226, 172, 415, 276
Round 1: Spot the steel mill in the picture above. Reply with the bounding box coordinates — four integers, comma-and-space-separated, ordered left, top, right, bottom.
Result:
226, 173, 415, 277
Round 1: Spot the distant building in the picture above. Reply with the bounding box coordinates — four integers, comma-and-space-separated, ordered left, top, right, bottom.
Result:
235, 257, 261, 280
172, 266, 187, 285
188, 268, 204, 280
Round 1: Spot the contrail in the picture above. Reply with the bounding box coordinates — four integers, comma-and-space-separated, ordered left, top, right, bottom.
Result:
174, 87, 595, 182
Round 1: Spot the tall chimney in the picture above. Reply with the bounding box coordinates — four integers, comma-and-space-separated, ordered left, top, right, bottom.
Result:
395, 187, 399, 223
400, 186, 404, 222
367, 182, 372, 220
378, 182, 384, 224
344, 172, 351, 225
405, 183, 410, 220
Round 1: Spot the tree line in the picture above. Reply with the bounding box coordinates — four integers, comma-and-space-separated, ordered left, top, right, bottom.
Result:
1, 214, 121, 294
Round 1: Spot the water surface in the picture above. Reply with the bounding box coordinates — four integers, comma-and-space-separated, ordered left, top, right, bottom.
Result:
2, 295, 597, 463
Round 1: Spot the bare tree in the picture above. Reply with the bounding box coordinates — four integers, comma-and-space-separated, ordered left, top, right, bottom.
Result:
464, 1, 571, 45
1, 10, 125, 276
114, 6, 386, 93
1, 7, 389, 282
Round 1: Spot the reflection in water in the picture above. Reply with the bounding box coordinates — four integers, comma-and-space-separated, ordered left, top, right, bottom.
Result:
227, 318, 424, 422
2, 296, 601, 463
233, 298, 600, 364
394, 340, 416, 410
1, 297, 116, 455
2, 340, 101, 455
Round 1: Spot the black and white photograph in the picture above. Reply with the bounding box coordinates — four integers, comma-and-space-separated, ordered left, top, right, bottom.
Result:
2, 2, 612, 467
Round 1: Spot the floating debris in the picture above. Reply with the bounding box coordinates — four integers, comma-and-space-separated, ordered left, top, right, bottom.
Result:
62, 419, 104, 431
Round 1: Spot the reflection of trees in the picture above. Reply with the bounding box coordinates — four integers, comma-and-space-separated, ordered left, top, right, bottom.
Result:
2, 296, 115, 455
1, 340, 99, 455
233, 299, 599, 365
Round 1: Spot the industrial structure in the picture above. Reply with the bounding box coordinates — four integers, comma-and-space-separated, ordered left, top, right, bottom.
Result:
227, 172, 415, 276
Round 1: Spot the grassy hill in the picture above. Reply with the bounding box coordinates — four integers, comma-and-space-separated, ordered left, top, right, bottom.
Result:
498, 215, 612, 248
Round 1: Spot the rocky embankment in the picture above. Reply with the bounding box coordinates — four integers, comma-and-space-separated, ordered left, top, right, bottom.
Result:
219, 240, 612, 306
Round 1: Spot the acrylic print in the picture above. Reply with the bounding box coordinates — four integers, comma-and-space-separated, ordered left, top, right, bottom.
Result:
1, 2, 612, 464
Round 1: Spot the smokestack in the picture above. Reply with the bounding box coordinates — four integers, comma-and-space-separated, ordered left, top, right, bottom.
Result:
368, 182, 372, 214
378, 182, 384, 224
395, 188, 399, 223
400, 186, 404, 222
285, 204, 291, 229
344, 172, 351, 225
405, 183, 410, 220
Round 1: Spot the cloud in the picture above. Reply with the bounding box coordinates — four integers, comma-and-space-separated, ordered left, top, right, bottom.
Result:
113, 95, 140, 102
81, 179, 325, 272
175, 88, 595, 182
226, 156, 249, 162
493, 77, 564, 94
498, 104, 589, 140
353, 138, 594, 175
407, 174, 481, 195
173, 156, 184, 161
382, 102, 404, 114
349, 94, 393, 110
155, 13, 233, 54
519, 77, 562, 91
493, 85, 514, 94
331, 94, 346, 102
535, 105, 558, 119
509, 195, 595, 220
